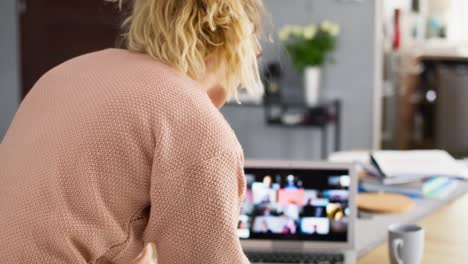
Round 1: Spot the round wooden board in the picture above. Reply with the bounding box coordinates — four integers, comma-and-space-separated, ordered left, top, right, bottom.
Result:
358, 193, 415, 214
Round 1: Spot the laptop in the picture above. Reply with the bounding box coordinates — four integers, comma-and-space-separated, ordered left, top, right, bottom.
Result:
239, 161, 357, 264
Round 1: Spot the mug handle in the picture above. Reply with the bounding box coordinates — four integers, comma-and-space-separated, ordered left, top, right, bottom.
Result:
392, 238, 404, 264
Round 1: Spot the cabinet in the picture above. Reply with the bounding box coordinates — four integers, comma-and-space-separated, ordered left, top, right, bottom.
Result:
394, 53, 468, 157
19, 0, 122, 97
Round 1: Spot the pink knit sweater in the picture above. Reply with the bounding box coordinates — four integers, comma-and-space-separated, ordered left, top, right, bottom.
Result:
0, 49, 249, 264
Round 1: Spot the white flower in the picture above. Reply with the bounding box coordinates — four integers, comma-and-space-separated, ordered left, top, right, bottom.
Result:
320, 21, 340, 37
290, 25, 304, 38
303, 25, 317, 40
278, 26, 292, 41
320, 20, 333, 31
329, 24, 341, 37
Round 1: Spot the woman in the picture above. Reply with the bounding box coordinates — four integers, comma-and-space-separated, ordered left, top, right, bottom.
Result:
0, 0, 264, 263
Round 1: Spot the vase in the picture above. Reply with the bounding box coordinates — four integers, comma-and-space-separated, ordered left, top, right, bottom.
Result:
304, 66, 321, 106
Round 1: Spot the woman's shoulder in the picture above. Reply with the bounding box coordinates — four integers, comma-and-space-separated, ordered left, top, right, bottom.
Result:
42, 48, 241, 156
43, 48, 216, 117
154, 89, 243, 164
47, 48, 202, 94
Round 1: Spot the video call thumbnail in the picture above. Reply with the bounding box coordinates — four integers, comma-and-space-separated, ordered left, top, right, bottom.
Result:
238, 169, 350, 242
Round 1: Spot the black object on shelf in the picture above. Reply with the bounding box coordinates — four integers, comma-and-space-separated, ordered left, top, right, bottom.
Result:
304, 105, 331, 126
263, 62, 283, 123
411, 0, 420, 13
264, 100, 342, 159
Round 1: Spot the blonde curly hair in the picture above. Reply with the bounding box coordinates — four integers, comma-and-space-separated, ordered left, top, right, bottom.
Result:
119, 0, 264, 98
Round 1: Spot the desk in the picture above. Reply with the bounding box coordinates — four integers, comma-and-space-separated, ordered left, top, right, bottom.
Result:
359, 192, 468, 264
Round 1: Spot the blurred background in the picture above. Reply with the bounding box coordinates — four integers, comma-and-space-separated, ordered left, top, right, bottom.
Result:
1, 0, 467, 160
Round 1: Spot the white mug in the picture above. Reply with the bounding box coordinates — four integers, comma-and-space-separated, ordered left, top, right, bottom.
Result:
388, 224, 424, 264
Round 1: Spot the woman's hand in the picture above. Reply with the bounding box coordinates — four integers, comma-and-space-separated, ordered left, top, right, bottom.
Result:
131, 243, 157, 264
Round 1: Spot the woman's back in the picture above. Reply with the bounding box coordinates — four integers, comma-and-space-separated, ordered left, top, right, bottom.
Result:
0, 49, 247, 263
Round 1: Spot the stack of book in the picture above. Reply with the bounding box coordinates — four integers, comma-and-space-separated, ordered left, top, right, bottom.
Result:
359, 175, 459, 199
330, 150, 468, 199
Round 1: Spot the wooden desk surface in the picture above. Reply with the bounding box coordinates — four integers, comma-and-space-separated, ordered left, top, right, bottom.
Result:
359, 192, 468, 264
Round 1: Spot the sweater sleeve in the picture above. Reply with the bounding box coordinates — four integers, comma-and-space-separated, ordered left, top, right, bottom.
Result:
143, 150, 250, 264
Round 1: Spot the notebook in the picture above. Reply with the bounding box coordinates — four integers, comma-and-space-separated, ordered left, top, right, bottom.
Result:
370, 150, 468, 184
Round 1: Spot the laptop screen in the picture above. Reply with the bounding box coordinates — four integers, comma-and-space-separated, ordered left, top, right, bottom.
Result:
238, 168, 351, 242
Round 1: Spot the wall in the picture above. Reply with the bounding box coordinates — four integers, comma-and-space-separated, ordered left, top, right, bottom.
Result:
0, 0, 382, 159
0, 0, 20, 141
448, 0, 468, 44
223, 0, 382, 160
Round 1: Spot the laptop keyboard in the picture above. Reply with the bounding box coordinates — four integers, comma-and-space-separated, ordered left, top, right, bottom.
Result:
245, 251, 344, 264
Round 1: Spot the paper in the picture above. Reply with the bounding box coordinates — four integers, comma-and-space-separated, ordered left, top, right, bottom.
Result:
371, 150, 468, 180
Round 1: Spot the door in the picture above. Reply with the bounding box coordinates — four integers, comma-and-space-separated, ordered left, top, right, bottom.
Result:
19, 0, 123, 97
